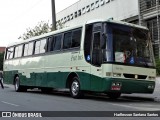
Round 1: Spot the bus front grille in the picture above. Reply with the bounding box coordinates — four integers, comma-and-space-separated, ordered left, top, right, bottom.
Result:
123, 73, 147, 80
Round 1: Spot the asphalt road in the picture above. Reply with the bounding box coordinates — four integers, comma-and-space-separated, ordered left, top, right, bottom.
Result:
1, 78, 160, 120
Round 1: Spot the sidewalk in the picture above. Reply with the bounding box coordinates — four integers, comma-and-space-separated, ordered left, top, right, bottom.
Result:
156, 77, 160, 84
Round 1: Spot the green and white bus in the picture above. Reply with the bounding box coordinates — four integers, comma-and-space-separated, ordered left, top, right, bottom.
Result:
3, 19, 156, 99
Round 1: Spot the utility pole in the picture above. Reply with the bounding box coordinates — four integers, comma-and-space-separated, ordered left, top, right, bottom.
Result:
51, 0, 56, 31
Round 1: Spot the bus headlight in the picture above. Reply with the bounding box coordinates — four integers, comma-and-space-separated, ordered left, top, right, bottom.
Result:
113, 73, 121, 77
148, 76, 156, 80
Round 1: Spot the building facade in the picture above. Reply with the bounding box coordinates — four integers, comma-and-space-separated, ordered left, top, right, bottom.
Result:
56, 0, 160, 58
139, 0, 160, 58
56, 0, 139, 27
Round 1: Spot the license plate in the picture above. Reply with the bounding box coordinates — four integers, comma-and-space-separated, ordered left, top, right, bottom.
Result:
111, 86, 121, 91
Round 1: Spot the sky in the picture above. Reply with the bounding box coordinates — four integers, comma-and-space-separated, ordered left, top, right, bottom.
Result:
0, 0, 79, 47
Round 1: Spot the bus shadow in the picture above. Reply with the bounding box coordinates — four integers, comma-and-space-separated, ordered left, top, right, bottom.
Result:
27, 89, 71, 98
84, 93, 156, 103
24, 89, 159, 103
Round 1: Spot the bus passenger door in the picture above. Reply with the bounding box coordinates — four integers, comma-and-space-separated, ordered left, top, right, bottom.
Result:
90, 23, 103, 91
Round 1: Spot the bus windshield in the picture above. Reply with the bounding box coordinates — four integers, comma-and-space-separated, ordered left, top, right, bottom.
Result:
105, 23, 155, 67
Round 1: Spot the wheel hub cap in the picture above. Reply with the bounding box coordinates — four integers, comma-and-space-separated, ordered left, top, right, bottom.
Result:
71, 81, 79, 96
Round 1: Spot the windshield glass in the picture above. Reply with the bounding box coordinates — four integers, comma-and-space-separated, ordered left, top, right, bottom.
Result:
106, 23, 155, 67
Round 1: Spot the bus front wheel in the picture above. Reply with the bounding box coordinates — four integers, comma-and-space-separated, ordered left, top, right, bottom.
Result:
14, 76, 26, 92
70, 77, 83, 99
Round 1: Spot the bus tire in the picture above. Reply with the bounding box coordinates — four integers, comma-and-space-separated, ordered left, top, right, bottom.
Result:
70, 77, 83, 99
107, 92, 121, 99
14, 76, 26, 92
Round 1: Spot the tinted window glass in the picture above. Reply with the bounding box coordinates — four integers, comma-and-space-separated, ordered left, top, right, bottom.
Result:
63, 32, 72, 49
23, 43, 29, 56
17, 45, 23, 57
53, 35, 62, 51
93, 32, 101, 49
72, 29, 81, 48
34, 39, 47, 54
28, 42, 34, 56
6, 47, 14, 59
40, 39, 47, 53
84, 25, 92, 63
48, 37, 54, 51
34, 40, 41, 54
14, 46, 19, 58
92, 32, 101, 66
14, 45, 23, 58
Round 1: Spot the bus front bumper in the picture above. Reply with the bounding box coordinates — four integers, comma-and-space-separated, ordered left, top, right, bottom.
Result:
102, 78, 155, 94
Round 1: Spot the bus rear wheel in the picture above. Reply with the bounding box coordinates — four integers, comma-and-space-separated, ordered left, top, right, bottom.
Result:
14, 76, 26, 92
70, 77, 83, 99
107, 92, 121, 99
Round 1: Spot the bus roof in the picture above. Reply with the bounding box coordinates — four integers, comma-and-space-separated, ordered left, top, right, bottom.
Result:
7, 19, 148, 47
7, 24, 83, 47
86, 19, 148, 30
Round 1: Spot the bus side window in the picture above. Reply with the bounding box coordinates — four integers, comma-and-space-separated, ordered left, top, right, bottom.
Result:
14, 46, 19, 58
10, 47, 15, 59
14, 45, 23, 58
40, 39, 47, 54
63, 32, 72, 49
23, 43, 29, 56
17, 45, 23, 58
53, 34, 62, 51
28, 42, 34, 56
34, 40, 41, 55
48, 36, 54, 52
6, 47, 14, 59
71, 28, 82, 48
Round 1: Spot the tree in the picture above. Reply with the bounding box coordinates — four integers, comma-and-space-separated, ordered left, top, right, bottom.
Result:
56, 20, 65, 29
19, 21, 64, 40
19, 21, 53, 40
0, 52, 4, 70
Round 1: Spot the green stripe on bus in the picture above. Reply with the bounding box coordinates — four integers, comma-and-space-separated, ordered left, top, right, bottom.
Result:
4, 71, 155, 93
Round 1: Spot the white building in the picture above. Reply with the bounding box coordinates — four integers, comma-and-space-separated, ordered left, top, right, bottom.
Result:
56, 0, 139, 28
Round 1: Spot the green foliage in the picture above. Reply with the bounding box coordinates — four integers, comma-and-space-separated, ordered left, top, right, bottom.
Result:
19, 21, 52, 40
56, 21, 65, 29
0, 52, 4, 70
19, 21, 65, 40
155, 58, 160, 75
